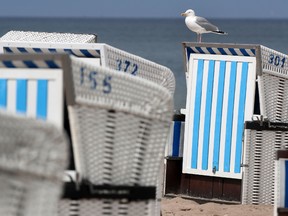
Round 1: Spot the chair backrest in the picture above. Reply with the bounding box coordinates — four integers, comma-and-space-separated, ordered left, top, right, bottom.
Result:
182, 51, 257, 179
0, 31, 175, 95
0, 53, 70, 128
0, 112, 68, 216
275, 150, 288, 216
66, 56, 174, 186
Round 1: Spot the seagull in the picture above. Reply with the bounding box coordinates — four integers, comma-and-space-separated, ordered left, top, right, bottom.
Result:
181, 9, 227, 42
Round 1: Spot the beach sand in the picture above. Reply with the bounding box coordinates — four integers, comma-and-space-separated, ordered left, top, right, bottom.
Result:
161, 197, 273, 216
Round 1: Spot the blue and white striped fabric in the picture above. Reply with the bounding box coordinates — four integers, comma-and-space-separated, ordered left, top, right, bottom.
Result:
183, 54, 256, 179
186, 46, 256, 59
166, 120, 185, 157
3, 47, 101, 58
0, 62, 63, 128
0, 59, 61, 69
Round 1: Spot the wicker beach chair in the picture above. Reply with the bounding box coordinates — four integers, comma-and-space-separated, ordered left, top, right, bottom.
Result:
0, 30, 175, 95
0, 112, 68, 216
58, 56, 174, 216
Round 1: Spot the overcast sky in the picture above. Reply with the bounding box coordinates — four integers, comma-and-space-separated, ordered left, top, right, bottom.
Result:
1, 0, 288, 19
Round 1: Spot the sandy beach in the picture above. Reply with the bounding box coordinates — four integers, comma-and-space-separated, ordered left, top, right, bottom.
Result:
161, 197, 273, 216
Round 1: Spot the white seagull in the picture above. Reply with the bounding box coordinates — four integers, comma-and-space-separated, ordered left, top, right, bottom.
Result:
181, 9, 227, 42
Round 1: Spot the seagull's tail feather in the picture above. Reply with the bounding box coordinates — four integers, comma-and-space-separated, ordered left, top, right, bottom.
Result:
213, 30, 228, 35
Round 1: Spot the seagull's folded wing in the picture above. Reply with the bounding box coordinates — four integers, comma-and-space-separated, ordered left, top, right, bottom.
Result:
195, 17, 219, 32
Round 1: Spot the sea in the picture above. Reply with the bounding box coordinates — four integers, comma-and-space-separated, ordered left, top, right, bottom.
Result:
0, 17, 288, 110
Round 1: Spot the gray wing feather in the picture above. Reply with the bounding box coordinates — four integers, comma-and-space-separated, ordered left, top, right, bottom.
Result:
195, 17, 219, 31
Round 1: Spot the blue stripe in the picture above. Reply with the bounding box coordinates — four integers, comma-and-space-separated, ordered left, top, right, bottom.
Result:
33, 48, 42, 53
207, 47, 216, 54
17, 47, 28, 53
195, 47, 205, 54
213, 61, 226, 171
36, 80, 48, 120
4, 47, 13, 53
202, 60, 215, 170
218, 48, 227, 55
48, 48, 57, 53
80, 49, 94, 57
234, 62, 249, 173
224, 62, 237, 172
186, 47, 195, 61
45, 60, 59, 68
251, 49, 256, 55
3, 61, 15, 68
191, 59, 204, 169
0, 79, 7, 108
16, 80, 27, 113
285, 160, 288, 208
228, 48, 238, 56
172, 121, 181, 157
64, 49, 73, 55
240, 48, 249, 56
23, 61, 38, 68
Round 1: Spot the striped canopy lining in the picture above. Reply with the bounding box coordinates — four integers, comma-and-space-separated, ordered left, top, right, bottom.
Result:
186, 47, 256, 59
4, 47, 101, 58
0, 60, 61, 68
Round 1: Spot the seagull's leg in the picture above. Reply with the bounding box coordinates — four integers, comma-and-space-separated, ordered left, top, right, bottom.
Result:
199, 34, 202, 43
197, 33, 200, 42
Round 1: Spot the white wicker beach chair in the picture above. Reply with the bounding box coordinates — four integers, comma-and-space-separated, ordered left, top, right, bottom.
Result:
242, 120, 288, 205
0, 112, 68, 216
0, 30, 175, 95
181, 42, 288, 182
58, 56, 174, 216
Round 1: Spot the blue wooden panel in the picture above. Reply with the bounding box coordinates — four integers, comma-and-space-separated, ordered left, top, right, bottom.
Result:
224, 62, 237, 172
285, 160, 288, 208
172, 121, 181, 157
36, 80, 48, 120
202, 60, 215, 170
16, 79, 27, 113
0, 79, 7, 108
212, 61, 226, 171
191, 59, 204, 169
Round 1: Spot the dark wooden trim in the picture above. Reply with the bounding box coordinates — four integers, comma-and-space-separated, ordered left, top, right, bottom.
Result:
278, 208, 288, 216
277, 150, 288, 160
165, 159, 241, 202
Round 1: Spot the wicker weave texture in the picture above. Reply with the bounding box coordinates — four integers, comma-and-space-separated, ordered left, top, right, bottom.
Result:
104, 44, 175, 94
1, 31, 96, 43
259, 74, 288, 123
58, 199, 159, 216
0, 113, 69, 216
242, 129, 288, 205
260, 45, 288, 78
69, 57, 173, 187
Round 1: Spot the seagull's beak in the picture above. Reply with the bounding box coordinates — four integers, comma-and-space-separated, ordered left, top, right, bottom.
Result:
181, 12, 186, 17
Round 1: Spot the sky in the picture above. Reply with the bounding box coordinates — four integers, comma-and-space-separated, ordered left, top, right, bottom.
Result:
1, 0, 288, 19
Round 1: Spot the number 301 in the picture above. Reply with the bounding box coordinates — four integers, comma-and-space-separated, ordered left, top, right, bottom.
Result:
268, 54, 286, 68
